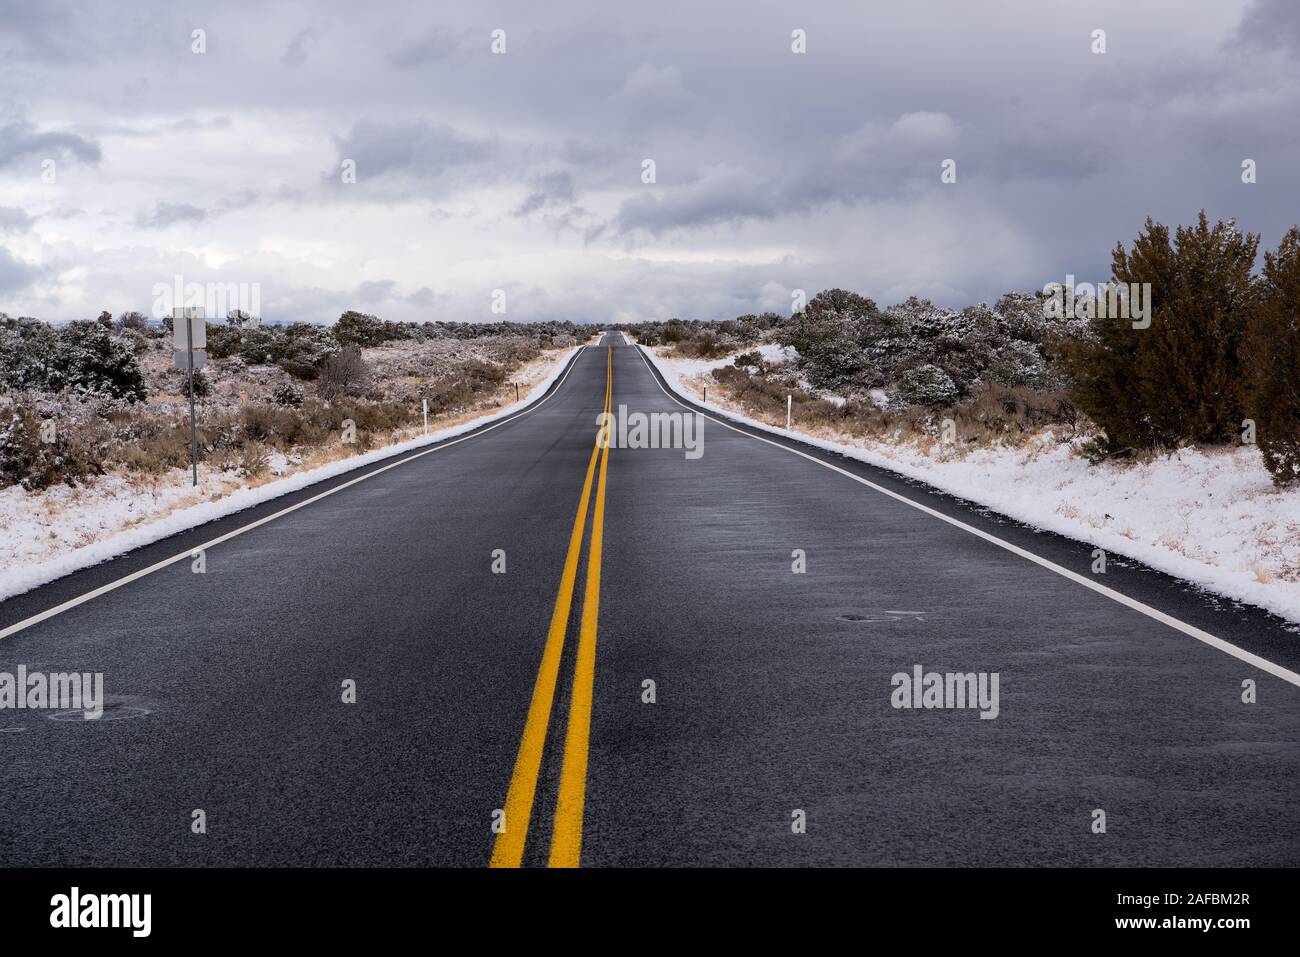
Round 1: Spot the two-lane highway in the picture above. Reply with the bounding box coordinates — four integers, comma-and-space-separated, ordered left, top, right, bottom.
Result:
1, 333, 1298, 867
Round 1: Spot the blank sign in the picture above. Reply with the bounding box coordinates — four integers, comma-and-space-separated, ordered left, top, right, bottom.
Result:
171, 308, 206, 350
173, 349, 207, 370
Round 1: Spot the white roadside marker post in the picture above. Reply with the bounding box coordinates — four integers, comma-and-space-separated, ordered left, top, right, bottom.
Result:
787, 394, 792, 430
422, 398, 428, 435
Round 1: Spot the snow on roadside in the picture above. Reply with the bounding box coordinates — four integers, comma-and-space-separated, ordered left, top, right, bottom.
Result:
644, 346, 1300, 626
0, 345, 582, 603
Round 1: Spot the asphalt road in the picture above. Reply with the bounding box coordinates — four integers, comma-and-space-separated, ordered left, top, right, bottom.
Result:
1, 332, 1298, 867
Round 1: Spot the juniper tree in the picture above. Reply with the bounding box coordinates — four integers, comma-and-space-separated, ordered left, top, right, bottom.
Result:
1244, 226, 1300, 485
1061, 212, 1258, 453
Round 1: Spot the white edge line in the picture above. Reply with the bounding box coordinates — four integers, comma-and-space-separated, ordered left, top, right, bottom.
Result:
0, 346, 590, 642
635, 344, 1300, 689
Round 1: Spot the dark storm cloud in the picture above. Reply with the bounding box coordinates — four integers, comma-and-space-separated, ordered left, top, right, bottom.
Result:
2, 0, 1297, 323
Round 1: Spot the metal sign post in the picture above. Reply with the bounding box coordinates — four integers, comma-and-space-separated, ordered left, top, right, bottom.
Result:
172, 308, 206, 487
187, 318, 197, 486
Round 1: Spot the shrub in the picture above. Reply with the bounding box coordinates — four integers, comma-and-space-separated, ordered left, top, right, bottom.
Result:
895, 364, 959, 407
672, 330, 732, 359
0, 405, 106, 490
333, 310, 387, 347
0, 315, 62, 391
272, 382, 304, 407
316, 346, 372, 399
985, 339, 1055, 390
1059, 212, 1258, 454
1244, 226, 1300, 485
780, 289, 885, 391
170, 366, 210, 398
55, 321, 148, 402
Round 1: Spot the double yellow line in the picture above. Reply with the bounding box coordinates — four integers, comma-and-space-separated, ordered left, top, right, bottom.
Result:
491, 347, 612, 868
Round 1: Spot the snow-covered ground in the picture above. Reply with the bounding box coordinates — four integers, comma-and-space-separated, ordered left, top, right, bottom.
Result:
644, 345, 1300, 626
0, 345, 581, 602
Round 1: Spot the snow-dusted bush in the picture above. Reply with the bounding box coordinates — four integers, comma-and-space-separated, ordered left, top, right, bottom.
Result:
895, 364, 959, 407
985, 339, 1056, 390
55, 320, 148, 402
778, 288, 1084, 407
315, 345, 372, 399
780, 289, 885, 391
272, 382, 305, 407
0, 404, 106, 490
169, 366, 211, 398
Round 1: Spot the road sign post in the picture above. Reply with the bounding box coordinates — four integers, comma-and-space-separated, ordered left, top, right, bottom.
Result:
172, 308, 206, 487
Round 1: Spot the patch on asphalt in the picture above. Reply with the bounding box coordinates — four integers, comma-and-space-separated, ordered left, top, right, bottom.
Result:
836, 610, 927, 623
47, 697, 154, 723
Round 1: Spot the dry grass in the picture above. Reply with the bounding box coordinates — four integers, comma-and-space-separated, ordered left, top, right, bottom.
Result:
706, 364, 1083, 452
3, 336, 570, 492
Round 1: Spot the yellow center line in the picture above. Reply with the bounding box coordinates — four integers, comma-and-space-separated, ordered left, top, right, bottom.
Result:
548, 347, 612, 867
490, 346, 611, 868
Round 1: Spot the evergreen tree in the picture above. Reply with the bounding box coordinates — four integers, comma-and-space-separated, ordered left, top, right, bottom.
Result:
1244, 227, 1300, 485
1061, 212, 1259, 453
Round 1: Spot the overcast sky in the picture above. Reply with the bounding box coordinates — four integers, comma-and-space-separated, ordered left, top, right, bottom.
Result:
1, 0, 1297, 325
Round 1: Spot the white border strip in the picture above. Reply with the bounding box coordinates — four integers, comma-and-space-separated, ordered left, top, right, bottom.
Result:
635, 345, 1300, 688
0, 346, 590, 642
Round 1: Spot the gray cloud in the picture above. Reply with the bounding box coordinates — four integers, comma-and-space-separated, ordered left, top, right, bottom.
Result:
1233, 0, 1300, 50
355, 279, 398, 304
282, 28, 318, 68
389, 25, 461, 68
135, 202, 206, 229
0, 245, 39, 293
0, 116, 100, 168
514, 171, 576, 217
614, 165, 782, 235
328, 118, 491, 186
1, 0, 1296, 324
0, 207, 35, 232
